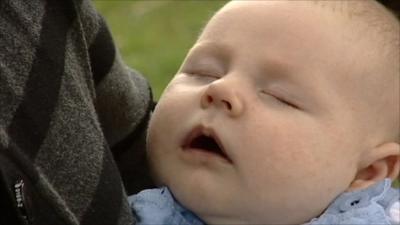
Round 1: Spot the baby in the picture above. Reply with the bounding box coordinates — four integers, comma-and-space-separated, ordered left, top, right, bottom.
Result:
129, 0, 400, 224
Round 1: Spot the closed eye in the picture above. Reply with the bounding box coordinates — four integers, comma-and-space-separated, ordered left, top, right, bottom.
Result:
275, 96, 299, 109
261, 91, 300, 109
184, 71, 220, 80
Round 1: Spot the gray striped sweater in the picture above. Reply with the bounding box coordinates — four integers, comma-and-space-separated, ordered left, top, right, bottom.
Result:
0, 0, 154, 224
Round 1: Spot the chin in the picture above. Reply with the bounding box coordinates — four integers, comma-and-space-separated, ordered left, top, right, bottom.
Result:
168, 184, 245, 225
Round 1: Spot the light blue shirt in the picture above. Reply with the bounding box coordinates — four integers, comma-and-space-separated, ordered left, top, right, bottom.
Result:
128, 179, 399, 225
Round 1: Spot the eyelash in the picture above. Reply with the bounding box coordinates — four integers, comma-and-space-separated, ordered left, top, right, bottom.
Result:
261, 91, 299, 109
277, 97, 299, 109
185, 71, 220, 79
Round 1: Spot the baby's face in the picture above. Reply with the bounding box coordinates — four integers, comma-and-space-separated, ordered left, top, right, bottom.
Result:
147, 1, 398, 224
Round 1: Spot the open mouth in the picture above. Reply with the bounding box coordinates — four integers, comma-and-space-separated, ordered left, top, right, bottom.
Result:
182, 127, 232, 163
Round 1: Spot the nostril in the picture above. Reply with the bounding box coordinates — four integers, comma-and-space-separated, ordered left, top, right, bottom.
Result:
207, 95, 213, 103
222, 100, 232, 110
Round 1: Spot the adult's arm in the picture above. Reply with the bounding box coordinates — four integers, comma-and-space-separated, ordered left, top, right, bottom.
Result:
78, 0, 155, 196
0, 0, 153, 224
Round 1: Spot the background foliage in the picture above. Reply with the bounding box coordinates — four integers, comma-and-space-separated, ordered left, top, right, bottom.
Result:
94, 0, 228, 99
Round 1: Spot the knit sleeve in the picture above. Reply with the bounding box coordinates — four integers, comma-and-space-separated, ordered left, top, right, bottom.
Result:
0, 0, 153, 224
78, 1, 155, 194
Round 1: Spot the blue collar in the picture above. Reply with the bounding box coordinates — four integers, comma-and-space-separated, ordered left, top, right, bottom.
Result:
305, 179, 399, 225
129, 179, 399, 225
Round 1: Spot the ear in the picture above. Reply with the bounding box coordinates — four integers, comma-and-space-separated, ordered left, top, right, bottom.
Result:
348, 142, 400, 191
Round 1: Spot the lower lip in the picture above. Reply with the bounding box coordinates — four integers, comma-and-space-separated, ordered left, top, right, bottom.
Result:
181, 147, 232, 164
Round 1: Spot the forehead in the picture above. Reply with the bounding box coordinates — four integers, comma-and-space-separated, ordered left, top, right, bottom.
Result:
198, 1, 352, 59
198, 0, 398, 66
197, 0, 397, 76
195, 1, 362, 83
199, 1, 359, 46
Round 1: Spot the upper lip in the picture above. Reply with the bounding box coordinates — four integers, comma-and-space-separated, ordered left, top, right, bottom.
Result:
182, 125, 232, 163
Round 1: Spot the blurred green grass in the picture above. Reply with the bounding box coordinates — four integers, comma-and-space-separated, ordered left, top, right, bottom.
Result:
94, 0, 228, 99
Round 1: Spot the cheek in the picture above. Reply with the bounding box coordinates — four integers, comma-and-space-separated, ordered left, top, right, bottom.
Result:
147, 98, 182, 184
147, 91, 182, 150
237, 113, 355, 189
234, 117, 358, 221
239, 125, 317, 180
149, 84, 197, 136
147, 86, 201, 176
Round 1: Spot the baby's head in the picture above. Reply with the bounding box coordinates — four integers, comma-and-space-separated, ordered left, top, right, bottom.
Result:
147, 1, 399, 224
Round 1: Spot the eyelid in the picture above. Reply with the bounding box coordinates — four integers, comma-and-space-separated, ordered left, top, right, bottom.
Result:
261, 90, 300, 109
184, 70, 220, 79
187, 69, 215, 75
182, 61, 224, 78
181, 71, 220, 85
277, 96, 299, 109
181, 55, 225, 78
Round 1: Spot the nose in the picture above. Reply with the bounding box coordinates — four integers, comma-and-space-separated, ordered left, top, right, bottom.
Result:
200, 79, 244, 117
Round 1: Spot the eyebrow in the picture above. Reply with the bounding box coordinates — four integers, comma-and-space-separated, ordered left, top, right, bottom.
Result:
180, 41, 231, 73
191, 41, 298, 82
186, 41, 233, 59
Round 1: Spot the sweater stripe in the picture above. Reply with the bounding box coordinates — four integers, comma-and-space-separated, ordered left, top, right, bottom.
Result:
80, 141, 126, 225
7, 0, 75, 158
89, 16, 117, 86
